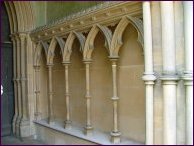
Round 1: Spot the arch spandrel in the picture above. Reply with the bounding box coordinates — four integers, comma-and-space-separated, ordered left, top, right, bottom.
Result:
110, 16, 144, 57
62, 31, 86, 63
83, 24, 112, 60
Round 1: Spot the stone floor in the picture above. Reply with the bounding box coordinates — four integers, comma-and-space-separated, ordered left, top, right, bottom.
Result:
1, 135, 45, 145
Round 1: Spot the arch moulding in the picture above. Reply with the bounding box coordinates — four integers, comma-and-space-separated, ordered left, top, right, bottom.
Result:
4, 1, 36, 137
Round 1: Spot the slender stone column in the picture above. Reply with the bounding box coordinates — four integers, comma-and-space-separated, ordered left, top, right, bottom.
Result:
19, 33, 28, 121
109, 57, 121, 144
182, 2, 193, 145
83, 60, 93, 135
15, 34, 22, 137
142, 2, 156, 145
47, 64, 55, 124
160, 2, 179, 144
34, 66, 41, 120
10, 34, 18, 135
63, 62, 71, 129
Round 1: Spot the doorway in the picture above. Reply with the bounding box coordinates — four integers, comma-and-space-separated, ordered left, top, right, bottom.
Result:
1, 3, 14, 136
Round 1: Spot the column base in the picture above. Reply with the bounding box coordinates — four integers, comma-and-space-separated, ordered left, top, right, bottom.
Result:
84, 125, 93, 136
19, 119, 31, 137
110, 131, 121, 144
15, 121, 21, 137
12, 116, 18, 135
14, 116, 22, 137
48, 117, 55, 125
34, 112, 42, 121
64, 120, 72, 129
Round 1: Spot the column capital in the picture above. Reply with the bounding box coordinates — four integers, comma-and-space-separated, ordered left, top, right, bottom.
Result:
47, 64, 54, 67
62, 61, 71, 65
108, 56, 119, 62
18, 33, 27, 41
10, 33, 17, 41
34, 65, 40, 70
18, 33, 27, 37
83, 59, 92, 63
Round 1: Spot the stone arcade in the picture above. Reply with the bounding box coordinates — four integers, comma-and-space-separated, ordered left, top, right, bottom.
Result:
2, 1, 193, 145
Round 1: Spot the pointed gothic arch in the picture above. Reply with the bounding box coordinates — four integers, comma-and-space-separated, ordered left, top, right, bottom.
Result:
62, 31, 86, 62
4, 1, 34, 33
110, 16, 143, 57
83, 24, 112, 60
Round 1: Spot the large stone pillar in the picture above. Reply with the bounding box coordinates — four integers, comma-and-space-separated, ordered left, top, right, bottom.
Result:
34, 66, 41, 120
18, 33, 30, 137
182, 1, 193, 145
10, 34, 18, 135
63, 62, 71, 129
84, 60, 93, 135
160, 2, 179, 144
109, 57, 121, 144
47, 65, 55, 124
15, 34, 22, 137
142, 2, 156, 145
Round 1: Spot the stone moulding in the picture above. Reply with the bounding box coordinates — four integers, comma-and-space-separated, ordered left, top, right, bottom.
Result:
30, 2, 142, 42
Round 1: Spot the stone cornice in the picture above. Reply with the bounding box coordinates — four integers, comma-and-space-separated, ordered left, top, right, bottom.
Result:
30, 2, 142, 42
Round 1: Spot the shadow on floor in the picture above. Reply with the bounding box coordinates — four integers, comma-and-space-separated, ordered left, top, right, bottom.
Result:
1, 136, 45, 145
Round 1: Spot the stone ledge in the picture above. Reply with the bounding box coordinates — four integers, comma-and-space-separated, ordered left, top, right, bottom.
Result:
34, 119, 142, 145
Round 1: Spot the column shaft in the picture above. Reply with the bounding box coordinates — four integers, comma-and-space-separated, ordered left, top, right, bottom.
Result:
15, 35, 22, 137
143, 1, 153, 73
142, 2, 156, 144
11, 35, 18, 135
20, 34, 28, 121
163, 81, 177, 144
185, 81, 193, 144
183, 2, 193, 72
34, 66, 41, 120
84, 61, 93, 135
145, 83, 154, 144
63, 63, 71, 128
183, 2, 193, 145
48, 65, 54, 124
160, 2, 178, 144
110, 58, 121, 144
161, 2, 176, 73
18, 33, 30, 137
